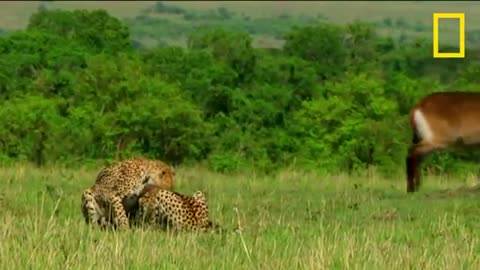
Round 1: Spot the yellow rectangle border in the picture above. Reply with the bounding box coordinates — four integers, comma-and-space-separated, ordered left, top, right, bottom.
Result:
433, 13, 465, 58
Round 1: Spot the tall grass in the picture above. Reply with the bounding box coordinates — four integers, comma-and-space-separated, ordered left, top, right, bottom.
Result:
1, 164, 480, 269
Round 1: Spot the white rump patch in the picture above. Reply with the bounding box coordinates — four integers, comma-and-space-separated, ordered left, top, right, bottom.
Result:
413, 109, 433, 141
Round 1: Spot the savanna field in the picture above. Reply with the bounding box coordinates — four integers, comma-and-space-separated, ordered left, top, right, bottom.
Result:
2, 164, 480, 269
3, 1, 480, 269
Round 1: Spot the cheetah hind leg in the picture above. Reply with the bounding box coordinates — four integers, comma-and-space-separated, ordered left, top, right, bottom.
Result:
81, 189, 121, 230
81, 188, 102, 227
91, 192, 131, 230
191, 191, 224, 233
93, 192, 123, 230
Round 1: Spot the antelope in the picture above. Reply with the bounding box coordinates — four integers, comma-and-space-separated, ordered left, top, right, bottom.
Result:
407, 91, 480, 193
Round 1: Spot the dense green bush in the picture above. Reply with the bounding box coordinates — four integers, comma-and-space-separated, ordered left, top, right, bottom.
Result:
1, 9, 480, 178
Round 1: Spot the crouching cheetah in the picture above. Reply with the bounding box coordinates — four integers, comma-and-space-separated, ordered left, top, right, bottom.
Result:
81, 157, 175, 230
133, 184, 221, 232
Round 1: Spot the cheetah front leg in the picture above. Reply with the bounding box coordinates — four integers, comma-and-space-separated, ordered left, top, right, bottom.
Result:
109, 195, 130, 230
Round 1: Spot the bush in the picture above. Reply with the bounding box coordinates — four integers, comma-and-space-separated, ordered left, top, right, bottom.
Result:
1, 8, 479, 177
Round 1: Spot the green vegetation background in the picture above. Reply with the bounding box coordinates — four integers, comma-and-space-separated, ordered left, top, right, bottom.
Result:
1, 1, 480, 178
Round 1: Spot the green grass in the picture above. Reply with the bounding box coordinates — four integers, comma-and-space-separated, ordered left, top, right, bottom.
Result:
2, 163, 480, 269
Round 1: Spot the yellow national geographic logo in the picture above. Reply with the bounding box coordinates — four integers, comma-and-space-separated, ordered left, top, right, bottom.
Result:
432, 13, 465, 58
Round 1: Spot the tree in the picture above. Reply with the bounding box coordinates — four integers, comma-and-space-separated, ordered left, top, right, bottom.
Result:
288, 73, 402, 174
0, 30, 85, 99
188, 28, 256, 85
343, 21, 380, 73
0, 95, 65, 165
284, 24, 347, 81
27, 9, 132, 54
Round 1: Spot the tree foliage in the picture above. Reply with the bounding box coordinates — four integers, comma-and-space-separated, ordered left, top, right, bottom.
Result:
1, 9, 480, 177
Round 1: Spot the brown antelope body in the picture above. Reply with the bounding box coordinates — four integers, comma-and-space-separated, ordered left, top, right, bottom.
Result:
407, 91, 480, 192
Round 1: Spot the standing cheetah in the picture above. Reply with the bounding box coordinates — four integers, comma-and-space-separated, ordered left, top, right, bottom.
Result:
133, 184, 221, 232
81, 157, 175, 230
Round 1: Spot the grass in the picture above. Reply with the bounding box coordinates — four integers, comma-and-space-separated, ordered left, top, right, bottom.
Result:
2, 163, 480, 269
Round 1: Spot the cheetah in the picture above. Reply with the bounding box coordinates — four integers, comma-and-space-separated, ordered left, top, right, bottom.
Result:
81, 157, 175, 230
133, 184, 221, 232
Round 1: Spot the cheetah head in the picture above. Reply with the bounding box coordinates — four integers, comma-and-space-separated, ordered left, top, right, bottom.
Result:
146, 166, 175, 191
